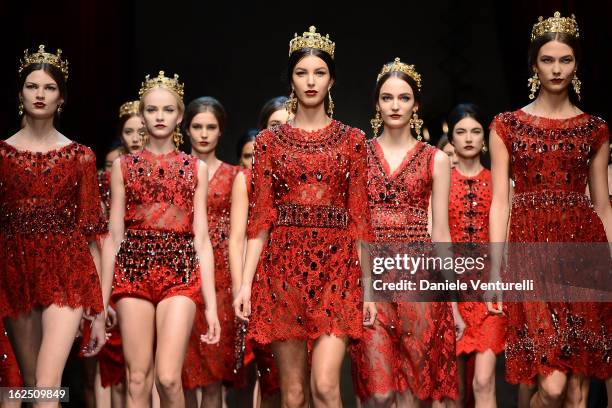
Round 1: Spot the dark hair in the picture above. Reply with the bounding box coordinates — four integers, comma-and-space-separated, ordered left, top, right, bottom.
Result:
287, 48, 336, 113
437, 134, 450, 150
182, 96, 227, 137
235, 128, 259, 160
18, 63, 68, 125
446, 103, 486, 144
528, 32, 582, 104
258, 96, 288, 130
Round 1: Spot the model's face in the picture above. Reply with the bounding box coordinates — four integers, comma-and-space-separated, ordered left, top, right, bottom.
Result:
442, 143, 458, 168
122, 116, 144, 153
534, 40, 576, 96
377, 76, 416, 131
240, 140, 255, 169
452, 117, 484, 160
20, 69, 63, 119
104, 148, 123, 171
141, 88, 182, 140
267, 109, 289, 128
292, 55, 333, 111
188, 110, 221, 155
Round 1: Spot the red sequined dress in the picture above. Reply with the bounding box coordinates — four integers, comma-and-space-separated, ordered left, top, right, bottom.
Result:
183, 162, 242, 389
0, 321, 22, 387
491, 110, 611, 384
350, 139, 458, 402
449, 168, 506, 355
246, 120, 372, 344
111, 149, 201, 305
0, 141, 106, 318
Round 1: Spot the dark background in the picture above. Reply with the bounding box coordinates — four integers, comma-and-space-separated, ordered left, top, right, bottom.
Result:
1, 0, 611, 166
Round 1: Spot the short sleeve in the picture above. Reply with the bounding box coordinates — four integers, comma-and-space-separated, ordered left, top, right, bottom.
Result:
347, 129, 373, 242
77, 146, 107, 239
591, 120, 610, 157
247, 131, 277, 239
490, 113, 512, 154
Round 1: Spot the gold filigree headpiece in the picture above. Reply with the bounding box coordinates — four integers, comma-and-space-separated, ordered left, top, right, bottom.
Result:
531, 11, 579, 41
139, 71, 184, 99
19, 44, 69, 80
119, 100, 140, 118
376, 58, 422, 90
289, 26, 335, 58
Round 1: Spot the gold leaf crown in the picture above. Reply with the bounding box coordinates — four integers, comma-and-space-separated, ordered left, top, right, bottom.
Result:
377, 58, 422, 90
119, 100, 140, 118
19, 44, 69, 80
289, 26, 335, 58
531, 11, 579, 41
139, 71, 184, 99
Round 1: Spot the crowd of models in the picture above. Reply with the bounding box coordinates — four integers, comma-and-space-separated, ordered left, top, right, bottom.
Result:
1, 11, 611, 408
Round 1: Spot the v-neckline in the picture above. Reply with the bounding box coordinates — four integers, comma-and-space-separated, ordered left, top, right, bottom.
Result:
372, 138, 421, 180
208, 161, 224, 184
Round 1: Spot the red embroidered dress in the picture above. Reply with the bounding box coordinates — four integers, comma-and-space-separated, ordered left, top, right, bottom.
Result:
0, 141, 106, 318
448, 168, 506, 355
246, 120, 372, 344
183, 162, 242, 389
111, 149, 201, 305
350, 139, 457, 402
491, 110, 611, 384
0, 321, 22, 387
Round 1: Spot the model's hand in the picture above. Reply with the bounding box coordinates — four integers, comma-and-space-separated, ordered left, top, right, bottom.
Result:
363, 302, 377, 326
201, 308, 221, 345
233, 284, 252, 322
453, 308, 466, 341
82, 314, 109, 357
484, 287, 504, 315
106, 305, 118, 330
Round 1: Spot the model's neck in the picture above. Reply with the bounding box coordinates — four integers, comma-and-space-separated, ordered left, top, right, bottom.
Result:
455, 156, 483, 177
378, 125, 416, 147
191, 149, 219, 168
145, 136, 175, 155
21, 116, 58, 142
292, 104, 331, 132
530, 89, 579, 118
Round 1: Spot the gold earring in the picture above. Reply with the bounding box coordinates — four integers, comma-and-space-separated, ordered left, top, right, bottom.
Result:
173, 125, 183, 149
409, 111, 423, 141
528, 73, 540, 100
57, 103, 63, 114
370, 107, 382, 137
18, 102, 24, 116
481, 141, 488, 153
327, 88, 334, 118
572, 72, 581, 101
285, 89, 297, 115
138, 128, 148, 146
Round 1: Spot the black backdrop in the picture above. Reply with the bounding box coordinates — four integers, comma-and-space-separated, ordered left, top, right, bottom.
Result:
1, 0, 611, 164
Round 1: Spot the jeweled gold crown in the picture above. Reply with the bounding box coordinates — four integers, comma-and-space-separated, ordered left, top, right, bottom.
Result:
289, 26, 335, 58
376, 58, 422, 90
139, 71, 184, 98
119, 100, 140, 118
19, 44, 69, 80
531, 11, 579, 41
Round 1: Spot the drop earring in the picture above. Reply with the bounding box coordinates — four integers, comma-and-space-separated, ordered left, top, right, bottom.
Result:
572, 72, 581, 101
370, 106, 382, 137
528, 72, 540, 100
409, 111, 423, 141
327, 87, 334, 118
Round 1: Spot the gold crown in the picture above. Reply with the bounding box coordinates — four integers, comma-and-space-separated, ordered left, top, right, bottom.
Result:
19, 44, 69, 80
139, 71, 184, 98
289, 26, 335, 58
376, 58, 422, 90
531, 11, 579, 41
119, 100, 140, 118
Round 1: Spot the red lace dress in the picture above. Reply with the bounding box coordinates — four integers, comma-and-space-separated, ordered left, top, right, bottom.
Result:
491, 110, 611, 384
246, 120, 372, 344
94, 170, 125, 388
242, 167, 280, 397
0, 141, 106, 319
183, 162, 243, 389
111, 149, 201, 305
449, 168, 506, 355
350, 139, 457, 402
